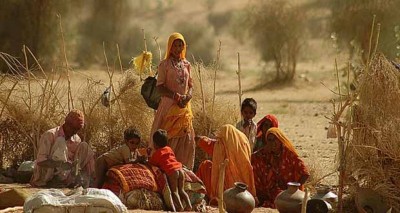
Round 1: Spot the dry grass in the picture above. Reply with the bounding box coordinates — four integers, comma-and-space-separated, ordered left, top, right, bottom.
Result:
346, 53, 400, 211
0, 52, 238, 170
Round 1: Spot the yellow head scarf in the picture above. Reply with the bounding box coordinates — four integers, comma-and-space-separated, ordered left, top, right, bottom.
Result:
164, 32, 186, 60
266, 127, 299, 157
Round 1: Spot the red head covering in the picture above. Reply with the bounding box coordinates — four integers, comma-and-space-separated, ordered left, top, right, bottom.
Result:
256, 114, 278, 138
65, 109, 84, 126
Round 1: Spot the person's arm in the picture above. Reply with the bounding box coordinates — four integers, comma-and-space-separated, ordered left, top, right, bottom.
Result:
298, 174, 309, 185
196, 136, 216, 156
37, 159, 73, 170
36, 131, 74, 170
157, 84, 182, 100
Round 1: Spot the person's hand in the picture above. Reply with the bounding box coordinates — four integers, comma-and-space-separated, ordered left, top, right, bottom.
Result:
173, 92, 183, 103
196, 136, 217, 145
137, 155, 148, 164
243, 119, 250, 128
181, 94, 192, 106
59, 161, 73, 170
130, 155, 148, 164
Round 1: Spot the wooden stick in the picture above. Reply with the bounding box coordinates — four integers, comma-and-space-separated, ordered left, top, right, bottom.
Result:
218, 159, 229, 213
367, 15, 376, 66
58, 14, 74, 110
114, 44, 127, 127
301, 187, 309, 213
153, 36, 162, 64
197, 63, 207, 132
22, 45, 32, 111
103, 42, 114, 149
210, 40, 221, 135
236, 52, 242, 116
116, 44, 123, 73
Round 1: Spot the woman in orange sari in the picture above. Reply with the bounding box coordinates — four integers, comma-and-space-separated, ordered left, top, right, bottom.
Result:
195, 124, 256, 204
251, 127, 309, 208
150, 32, 195, 170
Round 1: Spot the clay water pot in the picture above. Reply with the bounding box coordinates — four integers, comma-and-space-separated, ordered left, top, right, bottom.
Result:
223, 182, 255, 213
274, 182, 306, 213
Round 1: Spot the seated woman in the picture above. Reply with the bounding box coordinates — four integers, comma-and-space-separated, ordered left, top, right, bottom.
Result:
253, 114, 278, 153
195, 124, 256, 204
251, 127, 310, 208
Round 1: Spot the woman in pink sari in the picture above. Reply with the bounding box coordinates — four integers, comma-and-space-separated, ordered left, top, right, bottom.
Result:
150, 32, 195, 170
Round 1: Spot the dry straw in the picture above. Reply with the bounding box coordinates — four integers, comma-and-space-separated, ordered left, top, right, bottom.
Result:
348, 53, 400, 211
0, 50, 238, 170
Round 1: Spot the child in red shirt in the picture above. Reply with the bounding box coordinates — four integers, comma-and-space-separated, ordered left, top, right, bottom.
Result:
149, 129, 192, 212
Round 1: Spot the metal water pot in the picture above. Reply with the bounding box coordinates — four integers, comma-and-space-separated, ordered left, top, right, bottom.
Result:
275, 182, 306, 213
223, 182, 255, 213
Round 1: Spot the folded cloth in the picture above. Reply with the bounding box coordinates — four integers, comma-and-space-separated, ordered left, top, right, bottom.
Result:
23, 188, 127, 213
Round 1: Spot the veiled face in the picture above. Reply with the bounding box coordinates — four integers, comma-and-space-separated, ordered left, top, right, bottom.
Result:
261, 120, 273, 136
266, 133, 282, 154
170, 39, 184, 59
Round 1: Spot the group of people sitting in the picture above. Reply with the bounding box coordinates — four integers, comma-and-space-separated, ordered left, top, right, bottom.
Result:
29, 32, 310, 211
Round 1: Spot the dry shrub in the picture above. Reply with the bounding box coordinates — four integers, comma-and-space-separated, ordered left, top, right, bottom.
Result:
190, 62, 239, 170
0, 53, 238, 171
347, 53, 400, 210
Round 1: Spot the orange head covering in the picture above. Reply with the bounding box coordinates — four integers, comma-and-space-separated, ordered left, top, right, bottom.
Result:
164, 32, 186, 60
65, 109, 84, 125
266, 127, 298, 157
256, 114, 278, 138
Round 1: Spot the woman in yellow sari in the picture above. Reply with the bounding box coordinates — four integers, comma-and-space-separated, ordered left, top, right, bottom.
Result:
150, 32, 195, 170
195, 124, 256, 204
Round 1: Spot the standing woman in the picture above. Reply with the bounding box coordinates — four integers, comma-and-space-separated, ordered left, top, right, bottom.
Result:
150, 32, 195, 170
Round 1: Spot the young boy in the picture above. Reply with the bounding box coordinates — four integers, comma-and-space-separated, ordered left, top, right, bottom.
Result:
94, 126, 144, 188
149, 129, 192, 212
236, 98, 257, 151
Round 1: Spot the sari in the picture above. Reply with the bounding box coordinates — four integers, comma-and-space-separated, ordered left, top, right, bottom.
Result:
150, 32, 195, 170
253, 114, 279, 152
251, 127, 309, 208
196, 124, 256, 202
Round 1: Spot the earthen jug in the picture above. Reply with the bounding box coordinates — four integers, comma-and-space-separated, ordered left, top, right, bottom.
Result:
274, 182, 306, 213
223, 182, 255, 213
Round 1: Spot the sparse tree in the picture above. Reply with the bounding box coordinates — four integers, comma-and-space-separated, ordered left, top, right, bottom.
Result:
330, 0, 400, 62
233, 0, 306, 82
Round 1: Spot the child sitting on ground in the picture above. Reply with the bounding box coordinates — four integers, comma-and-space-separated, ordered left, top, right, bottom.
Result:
236, 97, 258, 151
148, 129, 192, 212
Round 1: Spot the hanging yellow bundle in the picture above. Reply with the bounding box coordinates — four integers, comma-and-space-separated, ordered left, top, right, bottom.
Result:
132, 51, 153, 77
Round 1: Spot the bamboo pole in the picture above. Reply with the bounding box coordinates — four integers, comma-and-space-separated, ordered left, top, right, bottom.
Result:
236, 52, 243, 116
218, 159, 229, 213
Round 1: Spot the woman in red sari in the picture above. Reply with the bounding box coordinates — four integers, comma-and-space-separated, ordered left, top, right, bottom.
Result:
253, 114, 279, 152
251, 127, 309, 208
